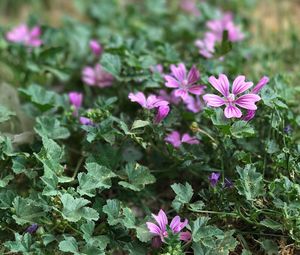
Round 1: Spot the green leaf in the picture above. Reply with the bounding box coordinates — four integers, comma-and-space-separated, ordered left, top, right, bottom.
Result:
118, 163, 156, 191
236, 164, 264, 200
260, 239, 278, 255
0, 105, 15, 123
0, 174, 14, 187
35, 136, 64, 178
171, 182, 193, 212
136, 224, 152, 243
35, 116, 70, 139
131, 120, 150, 130
0, 190, 16, 209
77, 162, 117, 197
12, 197, 47, 225
59, 236, 79, 254
100, 53, 121, 77
19, 84, 59, 111
102, 199, 121, 226
60, 194, 99, 222
260, 219, 282, 230
230, 121, 255, 139
41, 174, 59, 196
123, 207, 136, 229
4, 233, 34, 253
191, 218, 237, 254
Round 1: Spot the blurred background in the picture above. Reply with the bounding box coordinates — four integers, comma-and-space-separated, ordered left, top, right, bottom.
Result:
0, 0, 299, 85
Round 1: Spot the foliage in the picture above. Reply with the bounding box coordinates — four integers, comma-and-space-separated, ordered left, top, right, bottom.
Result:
0, 0, 299, 254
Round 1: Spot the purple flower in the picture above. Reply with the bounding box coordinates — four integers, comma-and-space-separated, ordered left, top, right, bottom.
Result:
155, 105, 170, 124
180, 0, 200, 17
243, 76, 269, 121
284, 125, 292, 134
82, 64, 114, 88
184, 95, 203, 113
6, 24, 42, 47
69, 92, 83, 116
158, 90, 181, 105
195, 13, 244, 58
146, 209, 190, 242
203, 74, 261, 118
209, 172, 220, 187
164, 63, 205, 100
195, 32, 217, 59
79, 117, 93, 125
165, 131, 199, 148
128, 92, 170, 123
25, 223, 38, 234
89, 39, 102, 56
206, 13, 244, 42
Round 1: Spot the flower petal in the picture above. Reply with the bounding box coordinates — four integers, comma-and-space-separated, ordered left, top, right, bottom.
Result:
242, 110, 256, 121
180, 231, 191, 241
164, 75, 180, 88
251, 76, 269, 94
128, 92, 147, 108
165, 131, 181, 148
235, 94, 261, 110
155, 105, 170, 123
181, 134, 199, 145
187, 65, 200, 84
203, 94, 225, 107
224, 105, 242, 118
174, 89, 188, 100
170, 63, 186, 81
146, 222, 161, 235
188, 85, 205, 95
208, 74, 230, 97
232, 75, 253, 95
152, 210, 168, 233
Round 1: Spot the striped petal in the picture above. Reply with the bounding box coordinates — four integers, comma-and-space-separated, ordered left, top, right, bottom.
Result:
232, 75, 253, 95
203, 94, 225, 107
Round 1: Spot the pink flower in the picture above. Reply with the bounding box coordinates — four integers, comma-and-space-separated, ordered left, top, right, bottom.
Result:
165, 131, 199, 148
146, 209, 190, 242
180, 0, 200, 17
155, 105, 170, 124
89, 39, 102, 56
184, 95, 203, 113
6, 24, 42, 47
128, 92, 170, 123
243, 76, 269, 121
195, 32, 217, 59
69, 92, 83, 116
158, 90, 181, 105
251, 76, 270, 94
203, 74, 261, 119
164, 63, 205, 100
209, 172, 220, 187
195, 13, 244, 58
82, 64, 114, 88
79, 117, 93, 125
206, 13, 244, 42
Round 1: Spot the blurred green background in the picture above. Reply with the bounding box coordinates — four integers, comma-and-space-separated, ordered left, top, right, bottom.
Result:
1, 0, 299, 83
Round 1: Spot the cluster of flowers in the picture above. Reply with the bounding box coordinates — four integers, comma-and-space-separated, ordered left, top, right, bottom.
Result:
195, 12, 244, 58
6, 20, 269, 245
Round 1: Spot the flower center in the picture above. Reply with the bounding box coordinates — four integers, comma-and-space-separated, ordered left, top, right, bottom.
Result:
226, 93, 235, 104
181, 79, 189, 88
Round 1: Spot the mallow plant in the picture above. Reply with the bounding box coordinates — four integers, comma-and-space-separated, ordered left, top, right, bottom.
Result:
0, 1, 299, 254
